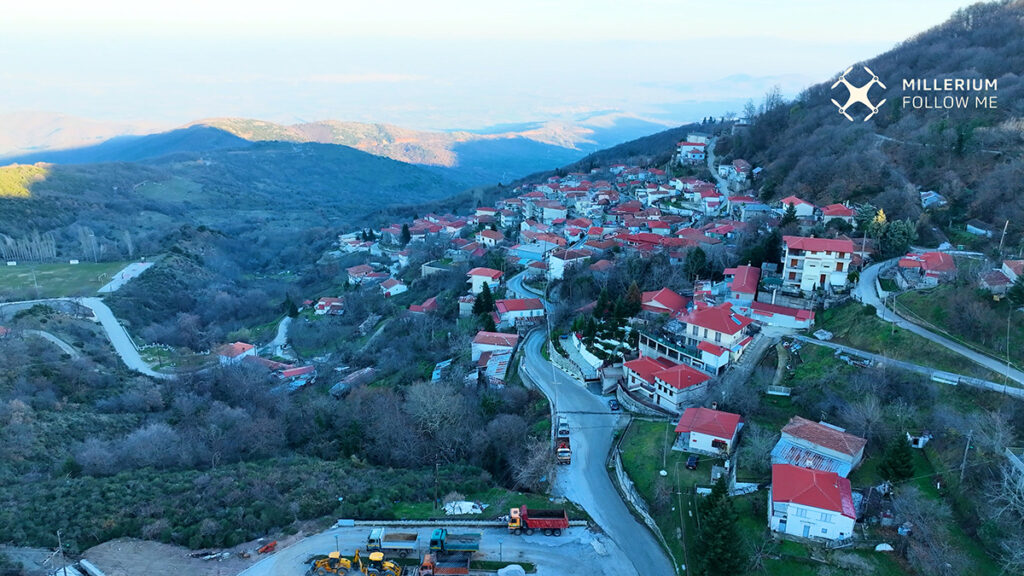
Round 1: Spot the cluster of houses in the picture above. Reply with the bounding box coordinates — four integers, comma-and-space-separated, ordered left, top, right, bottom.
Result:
216, 341, 317, 391
673, 404, 868, 543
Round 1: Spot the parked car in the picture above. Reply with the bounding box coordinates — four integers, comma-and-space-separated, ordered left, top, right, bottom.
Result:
608, 399, 620, 411
686, 455, 699, 470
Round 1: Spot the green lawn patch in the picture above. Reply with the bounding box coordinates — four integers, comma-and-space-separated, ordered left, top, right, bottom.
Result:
896, 284, 1024, 368
389, 487, 585, 523
0, 261, 130, 299
816, 302, 1003, 380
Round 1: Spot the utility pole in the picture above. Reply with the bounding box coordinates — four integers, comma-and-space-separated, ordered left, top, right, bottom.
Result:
960, 429, 973, 484
433, 461, 440, 510
57, 530, 68, 576
998, 220, 1009, 255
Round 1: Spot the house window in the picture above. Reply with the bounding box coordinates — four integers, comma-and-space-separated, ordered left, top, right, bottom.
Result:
692, 326, 698, 336
790, 259, 798, 267
836, 262, 844, 272
712, 439, 728, 450
821, 528, 828, 534
794, 508, 807, 518
714, 332, 721, 343
788, 272, 796, 280
703, 328, 708, 338
819, 512, 831, 522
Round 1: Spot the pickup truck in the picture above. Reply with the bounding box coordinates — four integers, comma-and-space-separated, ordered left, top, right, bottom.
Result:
366, 528, 418, 558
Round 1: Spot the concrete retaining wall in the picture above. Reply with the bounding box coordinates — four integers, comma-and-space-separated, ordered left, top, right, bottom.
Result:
615, 386, 671, 417
610, 450, 680, 572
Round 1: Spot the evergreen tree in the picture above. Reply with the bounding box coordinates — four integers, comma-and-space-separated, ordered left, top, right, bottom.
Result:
780, 203, 798, 227
480, 312, 497, 332
879, 435, 915, 481
400, 224, 412, 246
285, 297, 299, 318
473, 283, 495, 315
595, 287, 610, 319
699, 476, 746, 576
625, 281, 643, 316
613, 296, 628, 320
684, 247, 708, 281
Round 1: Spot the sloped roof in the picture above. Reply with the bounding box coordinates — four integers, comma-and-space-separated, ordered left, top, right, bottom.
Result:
781, 416, 866, 457
218, 342, 254, 358
655, 363, 712, 390
682, 302, 753, 335
473, 331, 519, 348
783, 236, 855, 253
467, 267, 504, 280
771, 464, 856, 519
495, 298, 544, 313
623, 355, 675, 384
642, 288, 689, 314
675, 407, 743, 439
724, 265, 760, 295
821, 203, 855, 217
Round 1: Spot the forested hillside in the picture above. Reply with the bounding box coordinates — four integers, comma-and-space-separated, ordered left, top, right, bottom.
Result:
718, 1, 1024, 247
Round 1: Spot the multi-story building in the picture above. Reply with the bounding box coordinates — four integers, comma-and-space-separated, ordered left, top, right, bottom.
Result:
781, 236, 854, 292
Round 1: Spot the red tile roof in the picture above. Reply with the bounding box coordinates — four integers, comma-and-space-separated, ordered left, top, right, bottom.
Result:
642, 288, 689, 314
409, 296, 439, 313
624, 355, 676, 383
771, 464, 856, 518
279, 365, 316, 378
495, 298, 545, 313
782, 416, 866, 457
1006, 260, 1024, 276
467, 267, 504, 280
473, 331, 520, 347
551, 249, 591, 261
821, 203, 855, 217
724, 265, 760, 295
218, 342, 254, 358
781, 195, 814, 207
346, 264, 373, 276
655, 363, 711, 390
697, 341, 729, 356
478, 229, 504, 241
681, 303, 753, 335
898, 252, 956, 273
749, 301, 814, 321
381, 278, 403, 290
675, 407, 743, 439
783, 236, 855, 254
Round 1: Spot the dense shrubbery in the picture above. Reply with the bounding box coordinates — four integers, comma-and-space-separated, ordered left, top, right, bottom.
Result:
724, 2, 1024, 246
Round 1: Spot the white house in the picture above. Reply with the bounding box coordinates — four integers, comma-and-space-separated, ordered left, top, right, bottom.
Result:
780, 196, 817, 219
769, 464, 856, 541
217, 342, 256, 365
724, 265, 760, 305
314, 297, 345, 315
820, 203, 856, 227
476, 229, 504, 247
676, 302, 755, 362
494, 298, 545, 327
771, 416, 866, 477
675, 407, 744, 454
623, 356, 712, 414
782, 236, 854, 292
467, 267, 504, 295
471, 331, 519, 362
380, 278, 408, 298
547, 248, 590, 281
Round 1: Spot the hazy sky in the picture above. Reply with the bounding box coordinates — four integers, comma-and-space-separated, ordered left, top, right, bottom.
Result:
0, 0, 986, 130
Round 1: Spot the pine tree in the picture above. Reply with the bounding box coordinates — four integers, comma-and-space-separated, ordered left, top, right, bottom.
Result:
699, 476, 746, 576
595, 287, 610, 319
285, 297, 299, 318
400, 224, 412, 246
480, 312, 497, 332
473, 283, 494, 315
625, 281, 643, 316
685, 247, 708, 281
780, 203, 798, 227
879, 435, 915, 481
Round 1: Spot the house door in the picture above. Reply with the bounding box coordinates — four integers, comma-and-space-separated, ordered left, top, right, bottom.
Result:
819, 274, 827, 286
802, 525, 811, 538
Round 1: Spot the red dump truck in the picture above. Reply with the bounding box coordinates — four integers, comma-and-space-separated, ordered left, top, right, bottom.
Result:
507, 505, 569, 536
419, 552, 471, 576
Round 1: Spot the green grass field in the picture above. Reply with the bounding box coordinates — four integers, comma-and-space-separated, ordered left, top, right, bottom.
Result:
896, 285, 1024, 368
816, 302, 1004, 380
0, 261, 129, 299
389, 487, 587, 523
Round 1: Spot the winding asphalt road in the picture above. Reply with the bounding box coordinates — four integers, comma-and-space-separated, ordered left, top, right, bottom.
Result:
855, 259, 1024, 386
0, 297, 174, 379
520, 332, 676, 576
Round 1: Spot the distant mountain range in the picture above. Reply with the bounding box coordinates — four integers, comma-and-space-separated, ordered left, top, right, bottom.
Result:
0, 112, 672, 185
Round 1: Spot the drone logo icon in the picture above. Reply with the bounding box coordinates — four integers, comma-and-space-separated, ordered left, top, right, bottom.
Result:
831, 66, 887, 122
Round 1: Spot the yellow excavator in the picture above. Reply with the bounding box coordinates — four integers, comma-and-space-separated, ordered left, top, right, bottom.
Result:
308, 549, 403, 576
